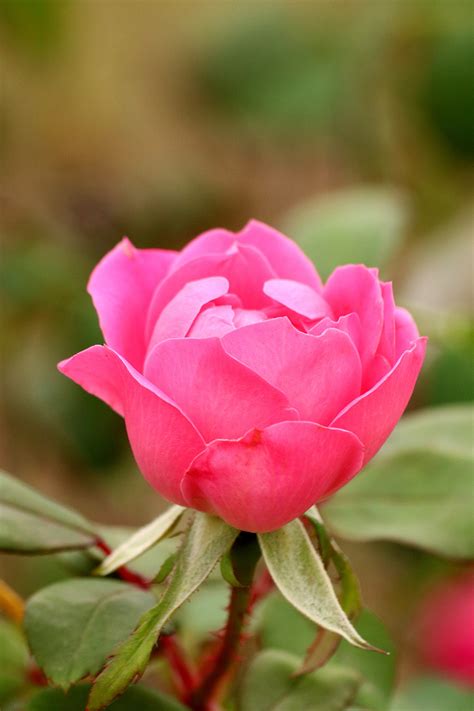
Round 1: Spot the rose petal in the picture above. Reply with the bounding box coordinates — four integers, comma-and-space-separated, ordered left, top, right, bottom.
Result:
188, 305, 236, 338
394, 306, 420, 358
58, 346, 205, 504
144, 337, 297, 442
146, 244, 276, 338
324, 265, 384, 367
223, 317, 361, 425
309, 313, 361, 352
239, 220, 323, 290
88, 238, 176, 371
181, 421, 365, 532
332, 337, 427, 464
263, 279, 332, 321
169, 220, 322, 290
377, 281, 396, 364
148, 276, 229, 351
361, 353, 392, 392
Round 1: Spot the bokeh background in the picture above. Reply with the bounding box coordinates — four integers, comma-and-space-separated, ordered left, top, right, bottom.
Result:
1, 0, 473, 706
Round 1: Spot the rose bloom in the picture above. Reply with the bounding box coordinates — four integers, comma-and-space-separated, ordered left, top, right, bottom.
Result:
414, 571, 474, 687
59, 221, 426, 532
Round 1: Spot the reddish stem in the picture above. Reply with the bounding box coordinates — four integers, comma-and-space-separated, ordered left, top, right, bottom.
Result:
95, 539, 152, 590
161, 634, 197, 701
248, 566, 274, 613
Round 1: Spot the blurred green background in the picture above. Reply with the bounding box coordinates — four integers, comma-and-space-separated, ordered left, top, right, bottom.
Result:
0, 0, 473, 705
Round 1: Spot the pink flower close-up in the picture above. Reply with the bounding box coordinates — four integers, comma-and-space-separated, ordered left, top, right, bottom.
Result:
59, 220, 426, 532
414, 571, 474, 687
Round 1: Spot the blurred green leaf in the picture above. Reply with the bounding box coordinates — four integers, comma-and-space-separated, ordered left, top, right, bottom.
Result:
241, 650, 362, 711
0, 470, 96, 554
258, 520, 376, 652
95, 506, 184, 577
329, 611, 396, 711
88, 513, 238, 710
0, 618, 28, 703
26, 683, 187, 710
25, 578, 155, 689
256, 598, 395, 711
323, 405, 474, 558
389, 677, 474, 711
382, 404, 473, 457
256, 591, 314, 656
199, 16, 344, 134
283, 188, 408, 280
422, 32, 474, 157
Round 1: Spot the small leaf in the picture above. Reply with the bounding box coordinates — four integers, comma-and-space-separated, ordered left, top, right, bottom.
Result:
241, 649, 362, 711
0, 470, 96, 553
323, 407, 474, 558
26, 683, 188, 710
389, 677, 474, 711
220, 549, 244, 587
24, 578, 155, 689
258, 519, 377, 652
283, 187, 407, 280
88, 513, 238, 710
154, 552, 178, 583
95, 505, 185, 576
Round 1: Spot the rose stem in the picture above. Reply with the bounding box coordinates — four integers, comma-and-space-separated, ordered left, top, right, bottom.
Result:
160, 634, 197, 700
188, 532, 260, 711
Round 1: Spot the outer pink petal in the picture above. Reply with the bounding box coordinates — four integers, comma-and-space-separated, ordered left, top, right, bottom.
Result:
324, 265, 384, 367
181, 421, 365, 532
146, 244, 276, 338
361, 353, 391, 392
144, 337, 297, 442
263, 279, 332, 321
88, 238, 177, 371
377, 282, 396, 364
222, 318, 361, 425
394, 306, 420, 358
332, 337, 427, 464
147, 276, 229, 351
58, 346, 205, 504
238, 220, 323, 290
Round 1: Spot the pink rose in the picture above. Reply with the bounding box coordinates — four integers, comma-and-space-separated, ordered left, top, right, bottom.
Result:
414, 571, 474, 687
59, 220, 426, 532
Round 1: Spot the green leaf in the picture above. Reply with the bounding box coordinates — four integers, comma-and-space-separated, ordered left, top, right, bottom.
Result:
380, 404, 473, 459
323, 407, 474, 558
389, 677, 474, 711
0, 470, 96, 554
0, 618, 29, 703
329, 611, 396, 711
256, 591, 315, 656
26, 683, 188, 710
95, 506, 185, 576
88, 513, 238, 710
241, 649, 362, 711
283, 187, 407, 280
258, 519, 377, 653
24, 578, 155, 689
